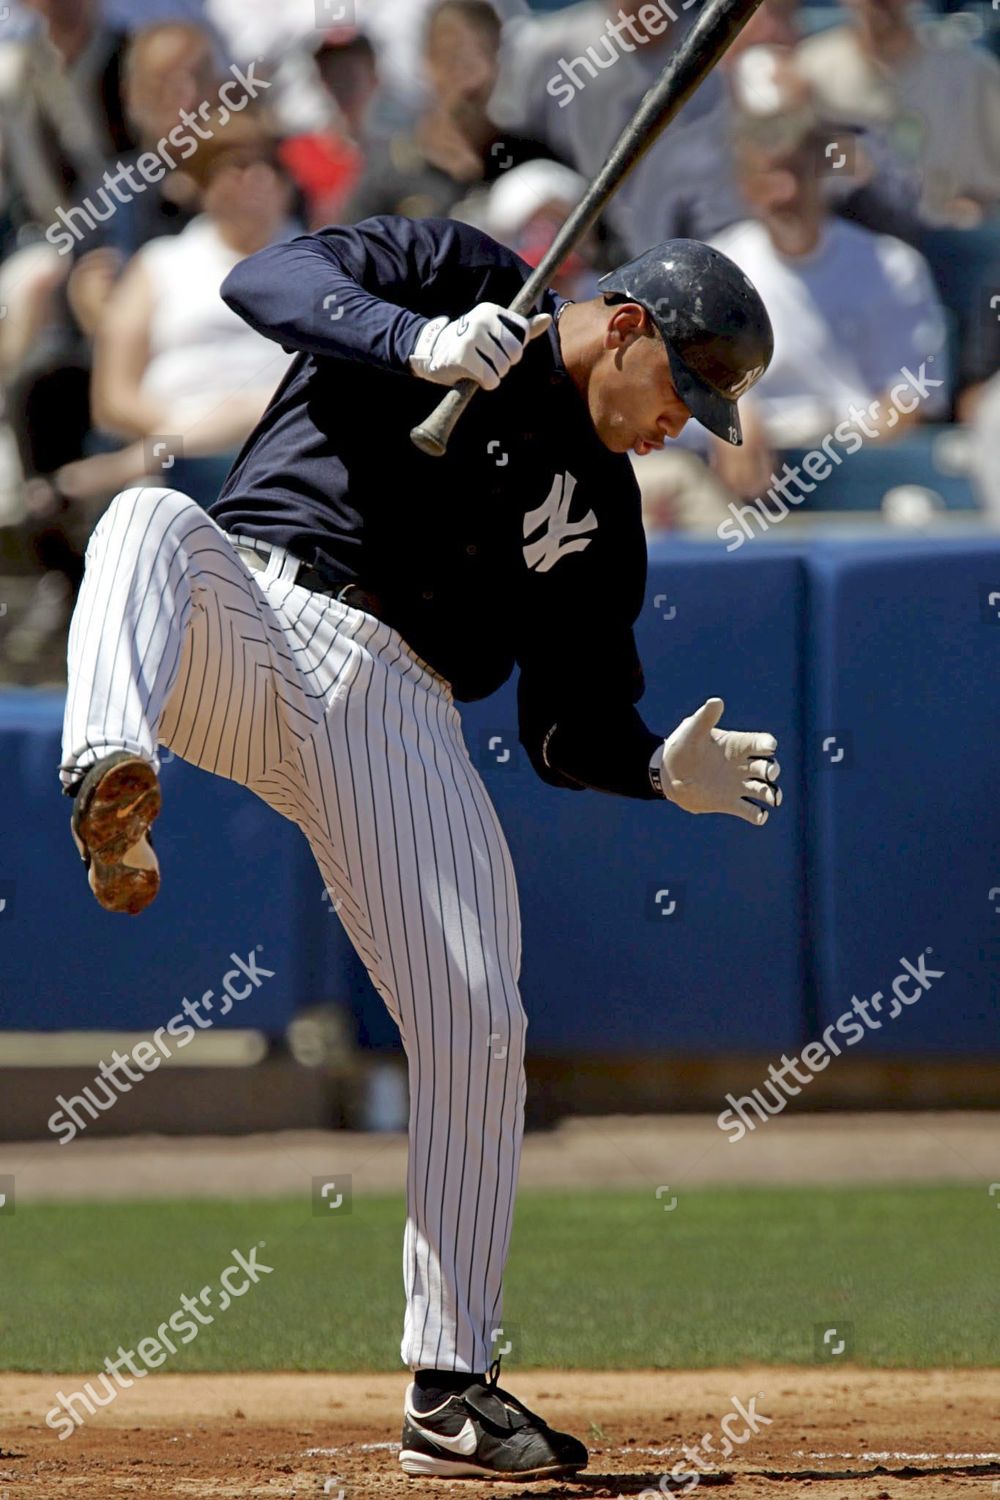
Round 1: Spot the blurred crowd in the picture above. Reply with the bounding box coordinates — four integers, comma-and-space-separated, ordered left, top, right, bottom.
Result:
0, 0, 998, 678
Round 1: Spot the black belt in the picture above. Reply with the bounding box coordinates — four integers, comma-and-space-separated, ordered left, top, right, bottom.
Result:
234, 540, 383, 618
337, 583, 385, 617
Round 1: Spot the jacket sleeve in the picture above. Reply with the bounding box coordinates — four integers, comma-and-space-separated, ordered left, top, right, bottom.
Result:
517, 623, 664, 799
220, 214, 525, 372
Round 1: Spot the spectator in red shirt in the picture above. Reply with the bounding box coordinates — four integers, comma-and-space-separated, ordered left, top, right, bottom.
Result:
278, 29, 378, 231
346, 0, 557, 224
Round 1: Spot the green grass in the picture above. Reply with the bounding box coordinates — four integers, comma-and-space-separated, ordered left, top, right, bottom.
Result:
1, 1186, 997, 1371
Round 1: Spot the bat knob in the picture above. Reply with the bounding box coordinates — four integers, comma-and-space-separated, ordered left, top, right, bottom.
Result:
410, 423, 447, 458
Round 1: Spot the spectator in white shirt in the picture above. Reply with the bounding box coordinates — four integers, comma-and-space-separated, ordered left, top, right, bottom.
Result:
708, 109, 948, 499
56, 118, 296, 509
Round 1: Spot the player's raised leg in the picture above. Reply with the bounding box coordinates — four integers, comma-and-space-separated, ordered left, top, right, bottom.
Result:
60, 484, 320, 913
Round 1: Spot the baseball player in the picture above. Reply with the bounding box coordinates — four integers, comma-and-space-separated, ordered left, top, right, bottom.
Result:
59, 215, 780, 1481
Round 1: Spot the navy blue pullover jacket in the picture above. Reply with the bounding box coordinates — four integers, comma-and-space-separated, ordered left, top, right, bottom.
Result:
212, 215, 661, 798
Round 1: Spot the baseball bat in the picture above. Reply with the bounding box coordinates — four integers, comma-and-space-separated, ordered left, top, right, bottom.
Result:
410, 0, 765, 457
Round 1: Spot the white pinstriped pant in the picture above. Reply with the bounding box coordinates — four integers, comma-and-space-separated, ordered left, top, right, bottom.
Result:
60, 486, 527, 1372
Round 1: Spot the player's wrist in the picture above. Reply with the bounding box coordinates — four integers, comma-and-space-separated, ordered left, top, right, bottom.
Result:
649, 742, 668, 798
650, 738, 688, 804
408, 316, 449, 380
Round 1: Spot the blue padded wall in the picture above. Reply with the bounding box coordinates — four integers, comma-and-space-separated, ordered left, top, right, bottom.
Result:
3, 533, 999, 1058
804, 537, 1000, 1053
0, 692, 311, 1031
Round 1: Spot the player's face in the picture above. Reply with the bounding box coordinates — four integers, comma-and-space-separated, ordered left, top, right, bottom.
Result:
591, 306, 693, 456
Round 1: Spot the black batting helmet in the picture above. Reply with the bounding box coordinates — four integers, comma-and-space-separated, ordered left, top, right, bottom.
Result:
598, 239, 773, 446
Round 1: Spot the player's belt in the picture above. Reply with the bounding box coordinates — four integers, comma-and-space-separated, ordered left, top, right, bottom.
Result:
233, 540, 384, 620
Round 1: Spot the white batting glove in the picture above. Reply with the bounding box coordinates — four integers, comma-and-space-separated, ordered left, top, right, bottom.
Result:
652, 698, 782, 826
409, 303, 552, 392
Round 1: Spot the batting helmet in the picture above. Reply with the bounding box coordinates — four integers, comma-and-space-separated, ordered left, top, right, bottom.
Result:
597, 239, 773, 446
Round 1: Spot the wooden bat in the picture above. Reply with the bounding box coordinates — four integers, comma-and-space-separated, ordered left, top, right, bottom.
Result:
410, 0, 765, 458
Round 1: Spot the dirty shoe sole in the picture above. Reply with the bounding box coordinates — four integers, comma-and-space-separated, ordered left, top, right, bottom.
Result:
71, 753, 161, 915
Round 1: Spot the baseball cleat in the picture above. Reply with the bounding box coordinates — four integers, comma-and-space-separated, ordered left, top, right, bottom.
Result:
398, 1362, 588, 1480
68, 751, 161, 915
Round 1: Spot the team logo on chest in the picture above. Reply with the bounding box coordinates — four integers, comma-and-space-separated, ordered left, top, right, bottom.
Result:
522, 472, 598, 574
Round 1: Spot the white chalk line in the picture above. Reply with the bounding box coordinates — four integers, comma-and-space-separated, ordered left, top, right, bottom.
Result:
305, 1443, 399, 1456
793, 1450, 1000, 1461
306, 1442, 1000, 1464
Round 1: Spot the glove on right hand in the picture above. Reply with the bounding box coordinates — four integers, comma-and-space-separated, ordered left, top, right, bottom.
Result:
409, 303, 552, 391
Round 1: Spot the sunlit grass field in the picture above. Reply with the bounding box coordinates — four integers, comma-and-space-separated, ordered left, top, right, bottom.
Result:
2, 1186, 996, 1371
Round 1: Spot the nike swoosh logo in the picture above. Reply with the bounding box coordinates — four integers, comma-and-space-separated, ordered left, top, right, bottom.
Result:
407, 1413, 478, 1457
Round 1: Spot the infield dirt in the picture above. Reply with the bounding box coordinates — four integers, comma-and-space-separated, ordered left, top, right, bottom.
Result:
1, 1367, 997, 1499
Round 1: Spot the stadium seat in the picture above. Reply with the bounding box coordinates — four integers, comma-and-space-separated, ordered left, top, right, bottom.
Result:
917, 220, 1000, 391
774, 427, 980, 513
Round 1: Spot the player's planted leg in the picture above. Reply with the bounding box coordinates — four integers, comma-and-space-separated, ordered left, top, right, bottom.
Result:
286, 617, 589, 1479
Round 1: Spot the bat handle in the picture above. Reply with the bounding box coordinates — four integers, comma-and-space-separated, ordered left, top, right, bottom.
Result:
410, 378, 479, 457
